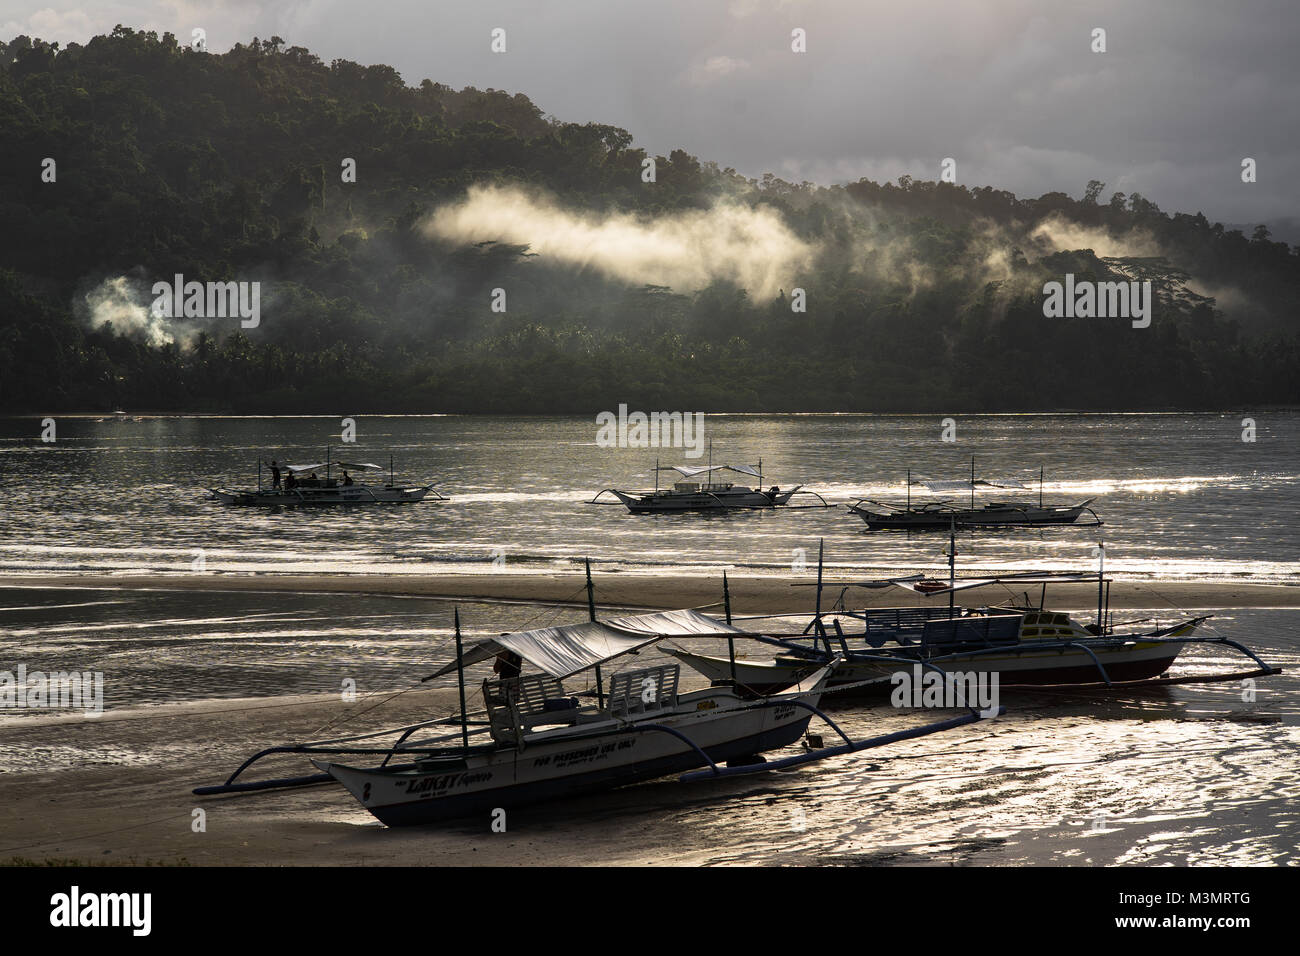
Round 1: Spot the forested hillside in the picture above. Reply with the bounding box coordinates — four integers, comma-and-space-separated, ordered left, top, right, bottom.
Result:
2, 27, 1298, 412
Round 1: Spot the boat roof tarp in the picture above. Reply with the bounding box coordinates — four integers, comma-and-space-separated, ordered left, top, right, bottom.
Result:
805, 572, 1102, 594
889, 572, 1101, 594
919, 478, 1027, 492
430, 608, 747, 680
662, 464, 762, 479
285, 461, 382, 473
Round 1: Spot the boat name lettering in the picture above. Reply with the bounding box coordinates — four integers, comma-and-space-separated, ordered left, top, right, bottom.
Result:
404, 770, 493, 795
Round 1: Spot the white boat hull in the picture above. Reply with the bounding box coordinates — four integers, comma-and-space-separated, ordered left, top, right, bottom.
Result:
611, 486, 800, 513
666, 629, 1193, 695
317, 685, 821, 826
210, 485, 435, 506
850, 501, 1094, 530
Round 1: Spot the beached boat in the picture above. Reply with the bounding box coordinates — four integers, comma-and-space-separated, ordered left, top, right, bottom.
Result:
665, 598, 1220, 695
592, 455, 828, 513
847, 460, 1100, 530
209, 451, 446, 506
665, 545, 1280, 698
196, 565, 1001, 826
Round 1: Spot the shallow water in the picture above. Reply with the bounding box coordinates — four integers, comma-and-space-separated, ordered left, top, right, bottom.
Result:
1, 587, 1296, 865
1, 410, 1297, 864
1, 412, 1298, 582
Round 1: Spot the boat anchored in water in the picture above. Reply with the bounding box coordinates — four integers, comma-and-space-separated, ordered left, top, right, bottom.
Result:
847, 459, 1100, 530
209, 450, 446, 506
592, 454, 828, 513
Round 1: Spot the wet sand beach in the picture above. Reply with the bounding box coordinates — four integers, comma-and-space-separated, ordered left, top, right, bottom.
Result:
2, 571, 1298, 612
2, 677, 1297, 867
2, 572, 1298, 866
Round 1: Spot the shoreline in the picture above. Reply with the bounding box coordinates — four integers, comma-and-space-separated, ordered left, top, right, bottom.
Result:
2, 571, 1298, 611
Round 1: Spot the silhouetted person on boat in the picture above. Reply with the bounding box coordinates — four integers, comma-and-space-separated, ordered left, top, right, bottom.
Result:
494, 650, 522, 680
285, 472, 297, 491
342, 470, 354, 486
268, 459, 281, 489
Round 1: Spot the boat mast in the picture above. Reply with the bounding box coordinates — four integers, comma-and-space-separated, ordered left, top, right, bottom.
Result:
258, 457, 262, 492
948, 517, 957, 619
723, 570, 736, 682
655, 458, 659, 494
453, 606, 469, 750
1039, 465, 1045, 509
586, 557, 604, 706
326, 445, 331, 483
970, 455, 975, 510
814, 538, 827, 649
390, 454, 394, 488
1096, 541, 1105, 632
906, 468, 910, 511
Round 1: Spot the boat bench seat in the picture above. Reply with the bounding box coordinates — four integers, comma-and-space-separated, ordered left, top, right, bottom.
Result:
860, 607, 953, 646
483, 676, 581, 743
513, 675, 580, 723
922, 614, 1023, 649
606, 664, 679, 718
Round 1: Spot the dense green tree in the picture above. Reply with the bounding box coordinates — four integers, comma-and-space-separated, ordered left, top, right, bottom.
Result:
1, 27, 1297, 413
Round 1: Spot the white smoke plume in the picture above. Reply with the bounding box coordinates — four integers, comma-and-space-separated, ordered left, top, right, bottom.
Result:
1026, 214, 1163, 259
421, 184, 817, 298
82, 275, 177, 347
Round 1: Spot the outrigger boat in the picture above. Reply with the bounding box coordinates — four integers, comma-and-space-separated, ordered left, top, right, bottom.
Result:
209, 449, 446, 506
592, 448, 828, 513
665, 542, 1281, 698
848, 460, 1100, 530
195, 562, 1001, 826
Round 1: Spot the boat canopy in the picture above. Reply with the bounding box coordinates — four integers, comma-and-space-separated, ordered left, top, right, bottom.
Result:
800, 571, 1103, 594
284, 461, 383, 473
919, 478, 1027, 492
658, 464, 762, 479
889, 572, 1102, 594
431, 608, 747, 680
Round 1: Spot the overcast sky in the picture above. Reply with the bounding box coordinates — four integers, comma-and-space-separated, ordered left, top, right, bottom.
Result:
4, 0, 1297, 230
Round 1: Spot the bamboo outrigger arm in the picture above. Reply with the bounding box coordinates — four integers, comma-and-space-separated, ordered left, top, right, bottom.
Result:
680, 705, 1004, 782
192, 716, 495, 795
785, 489, 832, 508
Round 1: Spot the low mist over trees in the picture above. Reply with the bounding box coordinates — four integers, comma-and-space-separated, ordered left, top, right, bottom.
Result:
2, 27, 1298, 413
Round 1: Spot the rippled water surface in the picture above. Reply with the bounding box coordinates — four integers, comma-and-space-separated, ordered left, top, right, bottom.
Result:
1, 586, 1296, 865
1, 412, 1298, 581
